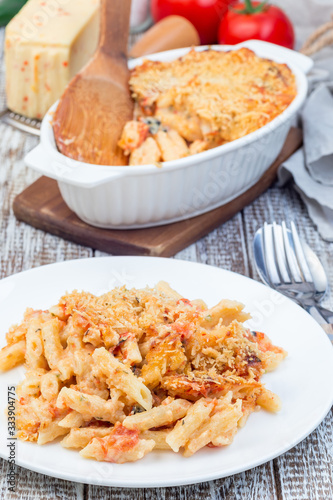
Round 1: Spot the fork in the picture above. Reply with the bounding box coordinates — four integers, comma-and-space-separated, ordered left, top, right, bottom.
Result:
253, 221, 333, 338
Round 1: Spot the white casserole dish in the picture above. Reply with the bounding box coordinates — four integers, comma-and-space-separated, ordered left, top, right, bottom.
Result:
25, 40, 313, 229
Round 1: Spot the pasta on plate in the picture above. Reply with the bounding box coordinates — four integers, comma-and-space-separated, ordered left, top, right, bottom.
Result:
0, 281, 287, 464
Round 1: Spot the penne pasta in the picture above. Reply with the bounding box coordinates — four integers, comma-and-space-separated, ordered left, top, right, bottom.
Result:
123, 399, 191, 431
40, 371, 61, 401
200, 300, 251, 329
41, 319, 65, 370
37, 418, 69, 445
92, 347, 152, 411
17, 369, 45, 398
56, 357, 74, 382
257, 389, 282, 413
120, 336, 142, 366
56, 387, 124, 423
155, 281, 183, 300
58, 410, 86, 429
25, 318, 48, 369
139, 430, 172, 450
184, 399, 243, 457
0, 340, 25, 371
1, 282, 286, 463
61, 426, 113, 449
166, 398, 214, 452
80, 423, 155, 464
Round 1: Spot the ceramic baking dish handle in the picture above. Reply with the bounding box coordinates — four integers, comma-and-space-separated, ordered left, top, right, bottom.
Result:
25, 145, 126, 188
239, 40, 314, 74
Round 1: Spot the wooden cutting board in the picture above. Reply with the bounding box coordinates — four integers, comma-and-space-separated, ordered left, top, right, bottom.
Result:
13, 128, 302, 257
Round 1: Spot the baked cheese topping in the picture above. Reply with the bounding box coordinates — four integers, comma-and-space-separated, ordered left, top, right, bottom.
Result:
118, 48, 297, 165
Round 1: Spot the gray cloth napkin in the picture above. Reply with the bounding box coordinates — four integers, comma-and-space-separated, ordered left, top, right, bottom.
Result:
303, 84, 333, 184
277, 82, 333, 241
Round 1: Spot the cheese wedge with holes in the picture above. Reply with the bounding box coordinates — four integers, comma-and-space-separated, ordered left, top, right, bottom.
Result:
5, 0, 100, 119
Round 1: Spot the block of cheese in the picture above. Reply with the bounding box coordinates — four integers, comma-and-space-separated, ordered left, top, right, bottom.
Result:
5, 0, 100, 119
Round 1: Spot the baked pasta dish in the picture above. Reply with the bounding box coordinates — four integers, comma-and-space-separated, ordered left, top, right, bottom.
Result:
0, 282, 287, 463
118, 48, 297, 165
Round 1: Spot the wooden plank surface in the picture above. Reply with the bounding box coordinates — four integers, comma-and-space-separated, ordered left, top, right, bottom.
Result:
0, 27, 332, 500
12, 128, 302, 257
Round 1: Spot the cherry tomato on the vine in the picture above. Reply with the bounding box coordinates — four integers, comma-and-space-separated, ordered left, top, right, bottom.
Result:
218, 1, 295, 49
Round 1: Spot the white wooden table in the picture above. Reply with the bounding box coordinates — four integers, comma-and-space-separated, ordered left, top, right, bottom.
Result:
0, 27, 332, 500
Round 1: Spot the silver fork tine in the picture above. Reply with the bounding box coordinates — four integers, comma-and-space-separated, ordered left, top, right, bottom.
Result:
263, 222, 281, 285
281, 221, 303, 282
290, 221, 314, 283
272, 222, 291, 283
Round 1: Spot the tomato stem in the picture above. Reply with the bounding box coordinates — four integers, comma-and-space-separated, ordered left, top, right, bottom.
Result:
236, 0, 269, 15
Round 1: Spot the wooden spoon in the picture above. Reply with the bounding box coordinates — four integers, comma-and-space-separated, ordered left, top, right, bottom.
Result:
53, 0, 133, 166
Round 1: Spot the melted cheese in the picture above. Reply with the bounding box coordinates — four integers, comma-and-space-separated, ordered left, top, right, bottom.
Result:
119, 48, 297, 164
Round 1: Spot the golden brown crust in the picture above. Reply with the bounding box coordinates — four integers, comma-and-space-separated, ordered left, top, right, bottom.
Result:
119, 48, 296, 164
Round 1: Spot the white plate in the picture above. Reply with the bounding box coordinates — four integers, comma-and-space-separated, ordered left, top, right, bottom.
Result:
0, 256, 333, 488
